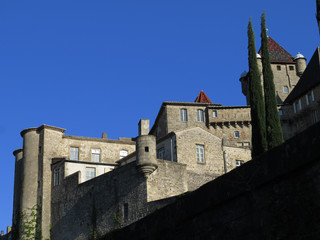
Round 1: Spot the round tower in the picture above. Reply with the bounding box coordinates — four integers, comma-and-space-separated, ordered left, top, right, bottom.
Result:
12, 148, 23, 232
20, 128, 40, 212
136, 119, 157, 178
294, 52, 306, 77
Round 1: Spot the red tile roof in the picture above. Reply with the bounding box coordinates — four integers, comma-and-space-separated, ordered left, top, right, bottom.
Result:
194, 90, 212, 103
258, 37, 294, 63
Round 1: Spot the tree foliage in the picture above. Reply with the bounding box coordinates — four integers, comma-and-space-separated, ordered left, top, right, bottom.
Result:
248, 18, 267, 158
260, 11, 283, 149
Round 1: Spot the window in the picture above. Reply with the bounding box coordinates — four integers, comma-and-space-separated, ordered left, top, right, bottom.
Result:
180, 109, 188, 122
307, 92, 313, 105
120, 150, 128, 159
53, 168, 60, 186
91, 149, 100, 162
243, 142, 250, 147
311, 90, 315, 102
236, 160, 244, 167
289, 66, 294, 71
283, 86, 289, 93
145, 146, 149, 152
86, 167, 96, 180
212, 110, 217, 117
277, 65, 281, 70
234, 131, 240, 138
312, 110, 319, 124
279, 109, 283, 116
70, 147, 79, 160
157, 148, 165, 159
123, 203, 129, 221
196, 144, 205, 163
293, 102, 297, 113
298, 99, 302, 111
197, 109, 204, 122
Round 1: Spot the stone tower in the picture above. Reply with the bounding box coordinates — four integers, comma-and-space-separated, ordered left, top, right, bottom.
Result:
136, 119, 158, 178
240, 36, 305, 104
12, 125, 65, 239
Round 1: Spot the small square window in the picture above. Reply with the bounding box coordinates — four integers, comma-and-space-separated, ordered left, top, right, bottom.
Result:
289, 66, 294, 71
212, 111, 217, 118
234, 131, 240, 138
277, 65, 281, 71
145, 146, 149, 152
279, 109, 283, 116
283, 86, 289, 93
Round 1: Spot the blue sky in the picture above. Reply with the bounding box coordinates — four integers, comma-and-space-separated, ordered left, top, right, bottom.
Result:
0, 0, 318, 232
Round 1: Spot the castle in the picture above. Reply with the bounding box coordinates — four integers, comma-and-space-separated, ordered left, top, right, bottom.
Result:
2, 37, 320, 240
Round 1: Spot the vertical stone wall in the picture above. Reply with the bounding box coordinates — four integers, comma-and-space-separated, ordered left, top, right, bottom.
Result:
101, 121, 320, 240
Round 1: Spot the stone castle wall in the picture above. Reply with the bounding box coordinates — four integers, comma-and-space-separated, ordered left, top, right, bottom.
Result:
51, 159, 187, 240
101, 121, 320, 240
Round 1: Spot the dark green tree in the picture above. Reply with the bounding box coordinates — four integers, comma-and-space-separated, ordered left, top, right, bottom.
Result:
260, 12, 283, 149
248, 18, 267, 158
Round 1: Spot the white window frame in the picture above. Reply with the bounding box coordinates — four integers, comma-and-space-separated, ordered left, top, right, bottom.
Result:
197, 109, 204, 122
53, 168, 60, 186
180, 109, 188, 122
196, 144, 205, 163
86, 167, 96, 180
212, 110, 217, 118
91, 148, 100, 162
70, 147, 79, 160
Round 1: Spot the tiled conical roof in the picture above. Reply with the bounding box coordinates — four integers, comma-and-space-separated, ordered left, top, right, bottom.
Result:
194, 90, 212, 103
258, 37, 294, 63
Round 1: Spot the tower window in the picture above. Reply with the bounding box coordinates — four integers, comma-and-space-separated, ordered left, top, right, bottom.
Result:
145, 146, 149, 152
289, 66, 294, 70
283, 86, 289, 93
180, 109, 188, 122
277, 65, 281, 71
234, 131, 240, 138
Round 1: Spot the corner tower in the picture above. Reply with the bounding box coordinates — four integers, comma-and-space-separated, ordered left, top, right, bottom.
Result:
136, 119, 158, 178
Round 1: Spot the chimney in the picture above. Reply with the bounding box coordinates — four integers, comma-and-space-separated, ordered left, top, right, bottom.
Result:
102, 132, 107, 139
1, 230, 3, 236
138, 119, 150, 136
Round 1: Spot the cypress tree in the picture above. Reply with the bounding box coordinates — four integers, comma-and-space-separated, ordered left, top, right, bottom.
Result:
260, 12, 283, 149
248, 18, 267, 158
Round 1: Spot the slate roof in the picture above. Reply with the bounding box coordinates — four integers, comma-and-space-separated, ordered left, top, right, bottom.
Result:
258, 37, 294, 63
284, 47, 320, 104
194, 90, 212, 103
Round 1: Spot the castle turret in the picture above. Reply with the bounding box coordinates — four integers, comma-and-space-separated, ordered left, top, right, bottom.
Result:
295, 52, 307, 77
136, 119, 157, 178
12, 148, 23, 233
